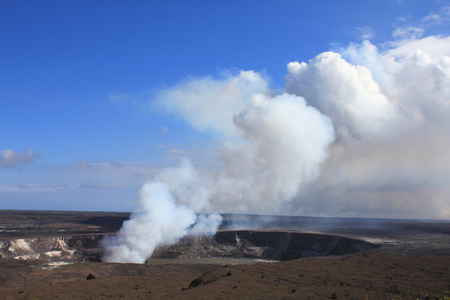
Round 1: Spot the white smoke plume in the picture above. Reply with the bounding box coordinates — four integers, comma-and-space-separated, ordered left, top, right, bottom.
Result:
103, 34, 450, 263
102, 72, 334, 263
102, 182, 223, 263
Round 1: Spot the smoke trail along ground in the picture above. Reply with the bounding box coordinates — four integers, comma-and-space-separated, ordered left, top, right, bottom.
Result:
103, 35, 450, 263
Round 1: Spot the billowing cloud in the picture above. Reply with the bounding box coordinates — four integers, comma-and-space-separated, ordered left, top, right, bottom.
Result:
387, 35, 450, 59
104, 34, 450, 263
0, 149, 41, 168
104, 72, 335, 263
285, 52, 400, 140
289, 36, 450, 219
155, 91, 334, 214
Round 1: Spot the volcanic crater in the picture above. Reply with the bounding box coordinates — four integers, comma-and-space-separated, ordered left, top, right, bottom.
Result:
1, 210, 449, 265
1, 211, 450, 299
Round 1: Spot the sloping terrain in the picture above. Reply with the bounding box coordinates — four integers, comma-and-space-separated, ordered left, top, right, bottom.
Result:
0, 253, 449, 299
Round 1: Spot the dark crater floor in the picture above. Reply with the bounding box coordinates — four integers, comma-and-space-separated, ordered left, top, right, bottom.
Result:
152, 230, 377, 262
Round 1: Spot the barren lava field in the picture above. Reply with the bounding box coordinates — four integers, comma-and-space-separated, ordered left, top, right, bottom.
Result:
0, 210, 449, 299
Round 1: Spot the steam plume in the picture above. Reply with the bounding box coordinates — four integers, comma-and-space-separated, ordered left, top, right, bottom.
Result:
103, 34, 450, 263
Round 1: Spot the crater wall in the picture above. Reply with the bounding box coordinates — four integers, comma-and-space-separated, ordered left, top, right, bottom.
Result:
0, 230, 376, 263
152, 230, 377, 261
0, 235, 102, 262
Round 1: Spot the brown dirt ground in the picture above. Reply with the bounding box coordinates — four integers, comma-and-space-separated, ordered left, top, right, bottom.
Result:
1, 211, 449, 299
0, 253, 449, 299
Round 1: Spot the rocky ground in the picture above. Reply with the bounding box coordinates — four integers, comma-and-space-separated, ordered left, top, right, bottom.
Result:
0, 210, 449, 299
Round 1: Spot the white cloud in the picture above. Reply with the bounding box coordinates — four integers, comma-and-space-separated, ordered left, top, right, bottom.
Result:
392, 26, 424, 40
0, 149, 41, 168
421, 13, 442, 26
168, 148, 187, 154
285, 52, 400, 140
79, 182, 122, 190
108, 93, 130, 104
16, 183, 46, 189
155, 70, 270, 138
354, 26, 375, 40
287, 35, 450, 219
387, 35, 450, 58
391, 5, 450, 41
421, 6, 450, 27
75, 160, 90, 167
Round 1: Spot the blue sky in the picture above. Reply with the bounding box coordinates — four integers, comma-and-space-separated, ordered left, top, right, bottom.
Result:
2, 0, 450, 216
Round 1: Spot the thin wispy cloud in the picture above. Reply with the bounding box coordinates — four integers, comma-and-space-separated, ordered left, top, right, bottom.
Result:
392, 5, 450, 40
168, 149, 187, 154
0, 149, 41, 168
354, 26, 376, 40
392, 26, 424, 39
16, 183, 46, 189
79, 182, 122, 190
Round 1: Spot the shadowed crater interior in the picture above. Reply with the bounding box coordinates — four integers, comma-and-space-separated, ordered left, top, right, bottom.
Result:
151, 230, 378, 261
